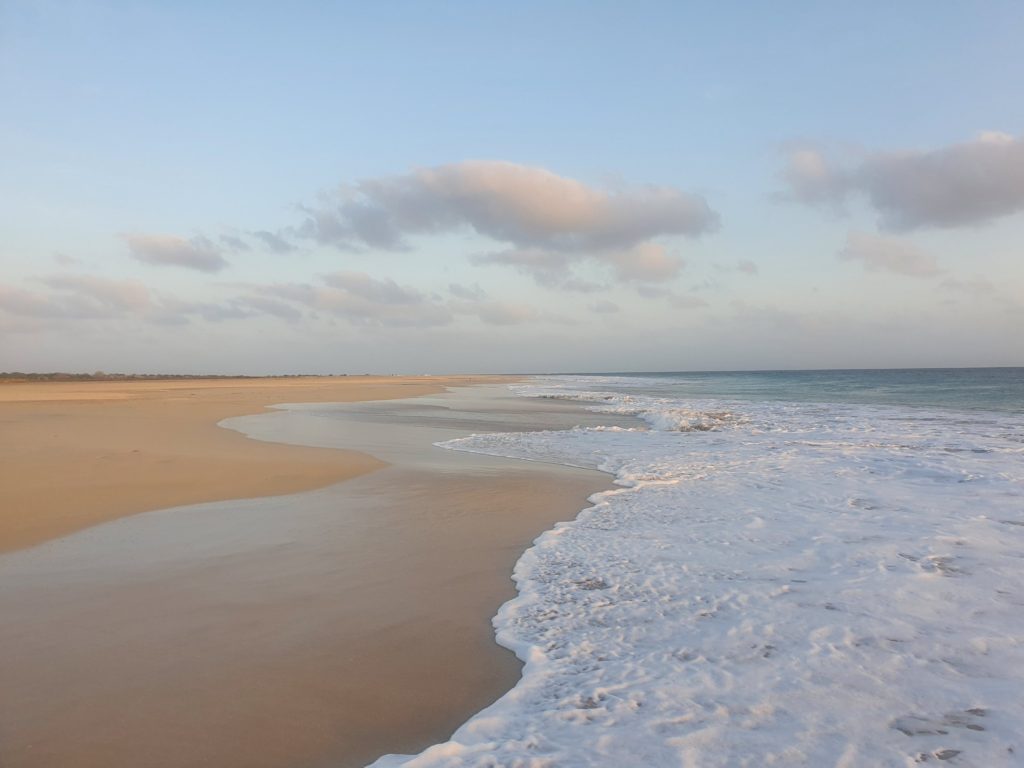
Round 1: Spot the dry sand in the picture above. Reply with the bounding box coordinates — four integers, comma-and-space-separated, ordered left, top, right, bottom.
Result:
0, 375, 492, 553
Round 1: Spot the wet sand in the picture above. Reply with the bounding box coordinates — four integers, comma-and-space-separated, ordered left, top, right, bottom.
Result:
0, 384, 631, 767
0, 375, 490, 553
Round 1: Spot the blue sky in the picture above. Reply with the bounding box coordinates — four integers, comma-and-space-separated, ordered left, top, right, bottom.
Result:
2, 1, 1022, 373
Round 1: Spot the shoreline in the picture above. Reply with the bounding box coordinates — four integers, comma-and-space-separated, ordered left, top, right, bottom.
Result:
0, 375, 505, 553
0, 380, 631, 768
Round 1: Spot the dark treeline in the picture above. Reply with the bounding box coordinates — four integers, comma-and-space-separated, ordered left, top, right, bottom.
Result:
0, 372, 343, 382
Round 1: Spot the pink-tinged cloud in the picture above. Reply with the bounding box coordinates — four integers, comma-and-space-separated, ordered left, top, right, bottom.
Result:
123, 233, 229, 272
299, 160, 719, 252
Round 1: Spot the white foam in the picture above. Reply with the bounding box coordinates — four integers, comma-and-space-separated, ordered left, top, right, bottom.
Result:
371, 378, 1024, 767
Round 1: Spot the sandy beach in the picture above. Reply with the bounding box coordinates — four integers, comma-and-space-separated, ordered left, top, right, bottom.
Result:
0, 379, 625, 767
0, 375, 490, 553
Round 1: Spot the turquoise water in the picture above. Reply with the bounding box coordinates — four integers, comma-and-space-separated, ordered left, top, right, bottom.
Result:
571, 368, 1024, 414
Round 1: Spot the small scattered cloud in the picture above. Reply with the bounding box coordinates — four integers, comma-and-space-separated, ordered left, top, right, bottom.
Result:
232, 295, 304, 321
321, 271, 424, 305
219, 234, 251, 252
839, 232, 942, 277
473, 248, 606, 292
52, 252, 80, 267
474, 242, 679, 288
0, 273, 306, 327
252, 230, 296, 254
259, 273, 452, 328
635, 283, 708, 309
123, 233, 229, 272
940, 276, 1020, 310
669, 294, 709, 309
40, 274, 151, 312
940, 277, 996, 296
635, 284, 672, 300
466, 300, 537, 326
736, 259, 759, 275
0, 275, 155, 321
0, 284, 81, 319
589, 299, 620, 314
782, 131, 1024, 230
449, 282, 486, 300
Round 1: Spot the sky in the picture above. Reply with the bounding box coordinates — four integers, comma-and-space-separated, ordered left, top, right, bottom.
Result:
2, 1, 1023, 374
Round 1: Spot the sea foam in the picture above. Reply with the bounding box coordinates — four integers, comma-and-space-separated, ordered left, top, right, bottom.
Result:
371, 377, 1024, 767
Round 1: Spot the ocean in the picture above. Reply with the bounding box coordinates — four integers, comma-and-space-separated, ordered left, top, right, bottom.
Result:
562, 367, 1024, 413
375, 368, 1024, 767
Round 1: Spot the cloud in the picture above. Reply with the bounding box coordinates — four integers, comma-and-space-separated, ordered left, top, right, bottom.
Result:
736, 259, 759, 275
630, 282, 704, 309
669, 294, 709, 309
465, 301, 537, 326
0, 274, 154, 321
473, 248, 602, 291
219, 235, 251, 252
123, 233, 229, 272
781, 148, 850, 209
321, 271, 425, 304
636, 284, 672, 299
839, 232, 942, 277
259, 273, 452, 328
299, 161, 718, 254
260, 272, 561, 329
41, 274, 151, 312
0, 273, 306, 328
0, 285, 79, 318
782, 132, 1024, 230
940, 277, 996, 296
232, 295, 304, 321
589, 299, 620, 314
604, 243, 684, 281
252, 230, 296, 254
448, 282, 486, 300
940, 276, 1020, 310
634, 283, 708, 309
474, 242, 679, 288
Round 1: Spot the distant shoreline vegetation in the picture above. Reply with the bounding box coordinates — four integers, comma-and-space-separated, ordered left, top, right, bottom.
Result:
0, 372, 348, 382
